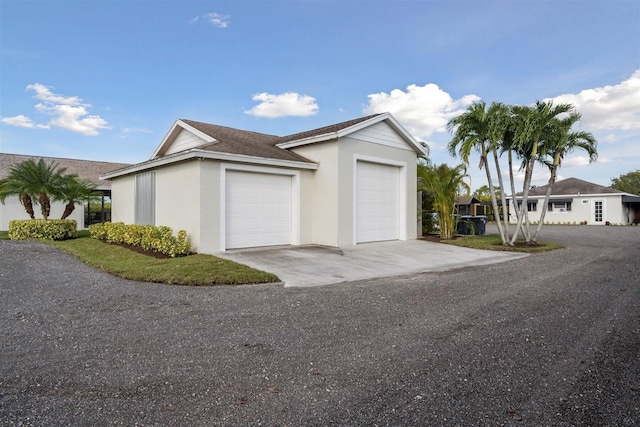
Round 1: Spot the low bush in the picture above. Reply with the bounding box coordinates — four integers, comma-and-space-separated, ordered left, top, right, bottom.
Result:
8, 219, 77, 241
90, 222, 190, 257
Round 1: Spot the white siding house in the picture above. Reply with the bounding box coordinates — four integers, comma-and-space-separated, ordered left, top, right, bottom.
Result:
509, 178, 640, 225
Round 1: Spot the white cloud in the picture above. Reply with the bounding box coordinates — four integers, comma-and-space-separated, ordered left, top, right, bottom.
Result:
547, 69, 640, 131
0, 83, 111, 136
245, 92, 319, 118
364, 83, 480, 139
26, 83, 80, 105
1, 115, 35, 128
190, 12, 230, 28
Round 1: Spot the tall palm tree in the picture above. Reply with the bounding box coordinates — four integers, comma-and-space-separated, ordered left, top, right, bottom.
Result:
510, 101, 575, 244
55, 175, 98, 220
448, 101, 510, 244
417, 163, 470, 240
531, 113, 597, 242
0, 159, 66, 220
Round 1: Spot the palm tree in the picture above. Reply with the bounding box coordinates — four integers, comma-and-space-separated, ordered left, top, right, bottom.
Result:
418, 163, 470, 240
0, 167, 36, 219
447, 101, 510, 244
530, 113, 597, 243
509, 101, 575, 244
0, 159, 67, 220
55, 175, 98, 220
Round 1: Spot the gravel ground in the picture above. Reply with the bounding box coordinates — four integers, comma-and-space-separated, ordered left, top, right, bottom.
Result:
1, 225, 639, 426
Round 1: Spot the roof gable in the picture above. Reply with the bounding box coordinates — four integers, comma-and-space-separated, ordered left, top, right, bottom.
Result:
276, 113, 427, 155
152, 119, 314, 164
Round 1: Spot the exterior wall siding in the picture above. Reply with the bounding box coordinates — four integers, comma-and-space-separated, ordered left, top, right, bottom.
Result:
509, 194, 627, 225
290, 141, 340, 246
0, 196, 84, 230
154, 160, 203, 252
110, 175, 136, 224
164, 129, 206, 156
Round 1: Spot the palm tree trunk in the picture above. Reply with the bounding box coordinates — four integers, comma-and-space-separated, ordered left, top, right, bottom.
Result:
484, 155, 509, 245
38, 193, 51, 220
492, 148, 510, 239
61, 202, 75, 220
21, 194, 35, 219
510, 159, 534, 244
531, 160, 559, 243
507, 149, 522, 237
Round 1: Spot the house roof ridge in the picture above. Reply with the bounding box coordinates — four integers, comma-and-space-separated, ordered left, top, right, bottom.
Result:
277, 113, 385, 144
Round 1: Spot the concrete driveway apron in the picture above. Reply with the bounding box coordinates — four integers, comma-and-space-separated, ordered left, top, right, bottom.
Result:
217, 240, 528, 287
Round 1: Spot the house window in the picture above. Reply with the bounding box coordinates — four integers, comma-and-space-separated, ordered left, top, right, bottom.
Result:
135, 171, 155, 225
517, 202, 537, 212
549, 202, 571, 212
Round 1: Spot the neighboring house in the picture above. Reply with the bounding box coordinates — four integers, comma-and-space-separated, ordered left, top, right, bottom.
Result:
102, 113, 426, 254
0, 153, 130, 230
455, 196, 483, 216
508, 177, 640, 225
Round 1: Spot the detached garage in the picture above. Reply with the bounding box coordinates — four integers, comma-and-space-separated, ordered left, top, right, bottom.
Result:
102, 113, 425, 254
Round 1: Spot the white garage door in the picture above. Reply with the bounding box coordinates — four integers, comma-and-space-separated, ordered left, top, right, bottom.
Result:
356, 161, 400, 243
225, 171, 292, 249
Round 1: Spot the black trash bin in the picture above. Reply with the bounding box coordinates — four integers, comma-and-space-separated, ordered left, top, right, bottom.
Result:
456, 215, 473, 235
469, 215, 487, 235
456, 215, 487, 235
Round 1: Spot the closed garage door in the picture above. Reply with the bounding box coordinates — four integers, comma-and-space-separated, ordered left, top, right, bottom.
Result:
356, 161, 400, 243
225, 171, 292, 249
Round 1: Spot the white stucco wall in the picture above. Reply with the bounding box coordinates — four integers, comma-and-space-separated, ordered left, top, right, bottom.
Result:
290, 141, 340, 246
155, 160, 203, 252
0, 196, 84, 230
110, 175, 136, 225
510, 194, 627, 225
291, 131, 418, 247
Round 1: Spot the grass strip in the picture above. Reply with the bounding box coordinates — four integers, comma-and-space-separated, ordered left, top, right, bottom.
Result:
51, 237, 280, 286
442, 234, 564, 253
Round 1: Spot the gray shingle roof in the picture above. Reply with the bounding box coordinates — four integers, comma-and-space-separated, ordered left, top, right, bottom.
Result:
523, 178, 623, 196
277, 114, 383, 144
0, 153, 130, 188
179, 114, 385, 163
181, 120, 313, 163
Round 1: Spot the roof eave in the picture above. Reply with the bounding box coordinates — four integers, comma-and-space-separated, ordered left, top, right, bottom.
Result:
101, 149, 318, 180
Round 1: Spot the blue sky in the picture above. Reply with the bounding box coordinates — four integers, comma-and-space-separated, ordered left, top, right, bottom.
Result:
1, 0, 639, 191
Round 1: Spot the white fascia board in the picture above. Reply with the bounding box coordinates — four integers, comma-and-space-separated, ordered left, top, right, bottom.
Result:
276, 133, 339, 149
100, 149, 318, 180
150, 119, 216, 159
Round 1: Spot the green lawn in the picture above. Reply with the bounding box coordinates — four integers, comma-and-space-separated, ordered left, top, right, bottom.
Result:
0, 231, 8, 240
50, 237, 280, 286
443, 233, 564, 253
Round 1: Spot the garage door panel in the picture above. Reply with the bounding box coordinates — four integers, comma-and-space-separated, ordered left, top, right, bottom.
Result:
356, 161, 400, 243
226, 171, 292, 249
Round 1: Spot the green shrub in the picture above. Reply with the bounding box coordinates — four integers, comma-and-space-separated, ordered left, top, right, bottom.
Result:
89, 222, 190, 257
9, 219, 77, 241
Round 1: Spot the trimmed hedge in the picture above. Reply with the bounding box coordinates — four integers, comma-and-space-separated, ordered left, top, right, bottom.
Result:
9, 219, 77, 241
90, 222, 190, 257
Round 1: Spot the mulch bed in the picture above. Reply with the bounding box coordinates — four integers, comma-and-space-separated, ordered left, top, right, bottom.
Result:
101, 240, 171, 259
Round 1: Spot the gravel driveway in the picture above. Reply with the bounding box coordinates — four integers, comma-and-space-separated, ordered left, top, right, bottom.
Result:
1, 226, 639, 426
